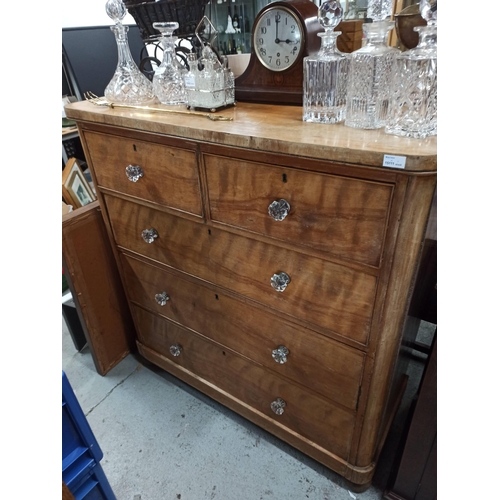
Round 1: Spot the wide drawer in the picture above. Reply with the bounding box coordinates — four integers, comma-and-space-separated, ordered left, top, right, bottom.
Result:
121, 254, 365, 410
204, 154, 393, 267
83, 130, 202, 216
132, 306, 355, 460
106, 195, 376, 344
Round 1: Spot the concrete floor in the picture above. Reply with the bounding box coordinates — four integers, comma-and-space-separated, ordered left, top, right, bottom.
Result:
62, 316, 435, 500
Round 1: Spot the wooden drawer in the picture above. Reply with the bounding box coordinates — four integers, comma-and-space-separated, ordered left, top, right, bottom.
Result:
121, 254, 365, 410
106, 195, 377, 344
204, 154, 393, 267
132, 306, 355, 460
83, 131, 203, 216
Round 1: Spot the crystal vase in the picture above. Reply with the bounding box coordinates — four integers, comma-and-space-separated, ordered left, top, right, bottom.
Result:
152, 22, 187, 105
344, 19, 399, 129
104, 0, 154, 104
303, 1, 348, 124
385, 1, 437, 138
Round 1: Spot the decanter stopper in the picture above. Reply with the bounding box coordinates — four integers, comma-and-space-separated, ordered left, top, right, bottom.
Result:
318, 0, 343, 32
105, 0, 126, 24
367, 0, 394, 21
420, 0, 437, 25
104, 0, 154, 104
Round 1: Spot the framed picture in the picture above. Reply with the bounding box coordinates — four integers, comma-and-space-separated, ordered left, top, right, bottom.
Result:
62, 158, 96, 208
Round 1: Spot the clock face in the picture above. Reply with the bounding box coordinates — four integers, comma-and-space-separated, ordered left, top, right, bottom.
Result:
252, 6, 305, 72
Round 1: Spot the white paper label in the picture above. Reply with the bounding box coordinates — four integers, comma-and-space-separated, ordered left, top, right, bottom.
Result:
383, 154, 407, 169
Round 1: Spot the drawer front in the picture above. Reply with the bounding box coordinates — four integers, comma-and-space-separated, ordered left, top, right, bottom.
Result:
132, 306, 355, 460
84, 131, 202, 216
204, 154, 393, 267
121, 254, 365, 410
106, 196, 376, 344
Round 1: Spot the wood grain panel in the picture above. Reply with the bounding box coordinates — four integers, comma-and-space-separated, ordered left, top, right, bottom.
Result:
204, 154, 393, 266
122, 254, 365, 410
132, 309, 355, 460
105, 196, 377, 344
67, 102, 437, 172
62, 201, 135, 375
83, 130, 202, 216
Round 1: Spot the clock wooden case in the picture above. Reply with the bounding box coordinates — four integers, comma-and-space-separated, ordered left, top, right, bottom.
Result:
235, 0, 322, 105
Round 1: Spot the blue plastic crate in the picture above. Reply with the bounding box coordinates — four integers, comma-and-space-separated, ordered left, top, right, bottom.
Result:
62, 372, 116, 500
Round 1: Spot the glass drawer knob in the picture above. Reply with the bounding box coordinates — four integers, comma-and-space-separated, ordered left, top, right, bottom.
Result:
169, 344, 182, 357
270, 272, 291, 292
155, 292, 170, 306
268, 199, 290, 221
272, 345, 289, 364
125, 165, 144, 182
142, 228, 158, 243
271, 398, 286, 415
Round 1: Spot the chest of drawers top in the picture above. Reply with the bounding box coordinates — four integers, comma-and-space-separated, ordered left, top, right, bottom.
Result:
65, 101, 437, 173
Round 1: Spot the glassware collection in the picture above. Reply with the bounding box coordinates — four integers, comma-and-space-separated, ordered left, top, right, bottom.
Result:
102, 0, 436, 139
185, 16, 236, 111
303, 0, 436, 138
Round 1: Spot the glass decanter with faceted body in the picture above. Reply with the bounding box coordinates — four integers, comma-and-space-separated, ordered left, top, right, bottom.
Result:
152, 22, 187, 105
345, 1, 399, 129
385, 0, 437, 138
104, 0, 154, 104
303, 1, 348, 124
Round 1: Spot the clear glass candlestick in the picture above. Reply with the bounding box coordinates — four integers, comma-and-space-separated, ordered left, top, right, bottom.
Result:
344, 16, 399, 129
152, 22, 187, 105
104, 0, 154, 104
385, 0, 437, 138
303, 0, 348, 123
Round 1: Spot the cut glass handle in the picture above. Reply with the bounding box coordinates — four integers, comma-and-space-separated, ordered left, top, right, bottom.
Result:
142, 228, 158, 243
270, 272, 291, 292
125, 165, 144, 182
155, 292, 170, 306
272, 345, 289, 364
270, 398, 286, 415
169, 344, 182, 357
268, 199, 290, 221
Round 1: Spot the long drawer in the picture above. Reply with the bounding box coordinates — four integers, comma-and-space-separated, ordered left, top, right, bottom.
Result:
121, 253, 365, 410
132, 306, 355, 460
204, 154, 393, 267
105, 195, 377, 344
83, 131, 203, 216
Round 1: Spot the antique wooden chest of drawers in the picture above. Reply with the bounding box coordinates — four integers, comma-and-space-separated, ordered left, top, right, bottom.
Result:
65, 101, 437, 490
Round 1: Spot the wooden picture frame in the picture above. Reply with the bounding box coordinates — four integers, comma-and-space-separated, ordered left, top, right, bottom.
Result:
62, 158, 96, 208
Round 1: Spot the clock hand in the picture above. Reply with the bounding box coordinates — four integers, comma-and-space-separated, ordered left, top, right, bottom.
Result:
285, 39, 299, 44
275, 14, 280, 44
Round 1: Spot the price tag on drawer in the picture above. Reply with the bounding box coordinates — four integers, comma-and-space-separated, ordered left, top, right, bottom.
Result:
383, 154, 407, 169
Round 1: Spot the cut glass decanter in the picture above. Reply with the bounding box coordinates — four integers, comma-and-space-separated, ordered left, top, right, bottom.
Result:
303, 0, 348, 123
345, 1, 399, 129
152, 22, 187, 105
385, 0, 437, 138
104, 0, 154, 104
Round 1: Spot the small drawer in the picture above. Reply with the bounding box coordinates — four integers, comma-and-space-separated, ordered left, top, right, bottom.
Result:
122, 254, 365, 410
204, 154, 393, 267
133, 307, 355, 460
83, 131, 202, 216
106, 195, 376, 344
